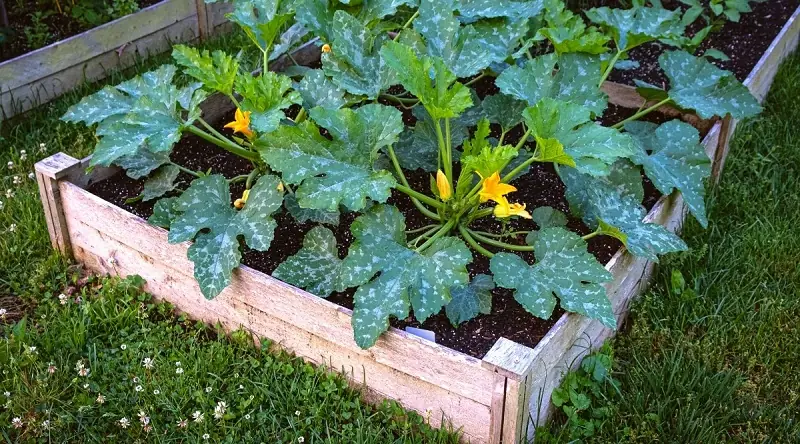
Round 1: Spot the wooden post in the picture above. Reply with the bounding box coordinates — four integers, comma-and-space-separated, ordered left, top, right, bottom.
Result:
482, 338, 537, 443
195, 0, 211, 40
711, 113, 734, 184
34, 153, 82, 257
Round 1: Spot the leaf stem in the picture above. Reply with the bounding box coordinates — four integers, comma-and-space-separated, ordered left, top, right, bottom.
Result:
611, 98, 673, 129
294, 108, 307, 124
458, 225, 494, 258
598, 48, 624, 87
393, 10, 420, 41
169, 162, 202, 178
415, 219, 455, 253
395, 184, 445, 210
464, 71, 489, 87
500, 128, 537, 183
387, 145, 443, 220
444, 118, 453, 184
470, 229, 531, 239
186, 125, 260, 162
467, 228, 535, 252
406, 224, 441, 234
409, 225, 442, 248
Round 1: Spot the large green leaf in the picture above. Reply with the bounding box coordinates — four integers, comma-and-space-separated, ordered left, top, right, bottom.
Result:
142, 164, 180, 202
414, 0, 528, 77
496, 53, 607, 115
296, 69, 347, 110
273, 226, 345, 296
482, 94, 527, 131
322, 10, 393, 98
258, 104, 403, 211
114, 147, 170, 179
148, 197, 180, 229
457, 0, 544, 20
381, 41, 473, 120
534, 0, 610, 55
284, 194, 341, 225
585, 4, 683, 50
445, 274, 494, 326
659, 50, 762, 119
269, 22, 309, 61
236, 71, 301, 133
62, 65, 206, 168
561, 167, 687, 261
228, 0, 294, 52
626, 120, 711, 227
340, 205, 472, 348
490, 227, 616, 328
172, 45, 238, 96
168, 174, 284, 298
523, 98, 636, 176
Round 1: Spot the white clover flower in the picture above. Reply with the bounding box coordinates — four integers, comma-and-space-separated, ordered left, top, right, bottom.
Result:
192, 411, 204, 423
12, 417, 22, 428
295, 410, 300, 416
3, 391, 10, 398
19, 150, 27, 161
203, 434, 210, 440
120, 344, 127, 350
238, 384, 244, 390
175, 367, 184, 375
244, 414, 251, 420
39, 143, 46, 152
7, 161, 13, 170
5, 189, 14, 199
143, 424, 152, 433
48, 364, 56, 374
76, 361, 85, 372
28, 172, 35, 180
176, 418, 188, 428
83, 383, 89, 389
142, 357, 154, 369
58, 294, 68, 305
138, 410, 150, 425
132, 377, 139, 383
78, 367, 89, 377
205, 386, 212, 393
214, 401, 227, 419
0, 200, 4, 210
12, 176, 21, 185
8, 224, 16, 233
298, 437, 305, 443
0, 308, 7, 318
175, 361, 181, 367
96, 394, 105, 404
118, 417, 130, 428
41, 419, 50, 430
28, 346, 37, 354
135, 385, 143, 392
153, 389, 160, 395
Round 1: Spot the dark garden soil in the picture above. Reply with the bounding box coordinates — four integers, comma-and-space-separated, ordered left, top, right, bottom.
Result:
0, 0, 163, 63
599, 0, 800, 85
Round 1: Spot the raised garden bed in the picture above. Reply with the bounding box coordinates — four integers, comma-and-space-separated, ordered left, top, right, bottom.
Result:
0, 0, 231, 121
34, 3, 800, 443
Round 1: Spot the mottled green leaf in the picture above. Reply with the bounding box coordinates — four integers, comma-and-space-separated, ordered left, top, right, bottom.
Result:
533, 136, 576, 167
531, 0, 610, 55
341, 205, 472, 348
445, 274, 494, 326
115, 147, 170, 179
561, 167, 687, 261
462, 144, 519, 178
491, 227, 615, 328
258, 104, 402, 211
607, 159, 644, 203
273, 226, 344, 296
625, 120, 711, 227
269, 23, 309, 61
236, 71, 301, 133
168, 174, 284, 298
482, 94, 527, 131
142, 164, 180, 201
148, 197, 180, 229
415, 0, 529, 77
284, 193, 341, 225
61, 86, 134, 125
457, 0, 544, 20
659, 50, 762, 119
296, 69, 347, 110
392, 104, 477, 172
172, 45, 239, 96
496, 53, 607, 115
586, 4, 683, 50
228, 0, 294, 52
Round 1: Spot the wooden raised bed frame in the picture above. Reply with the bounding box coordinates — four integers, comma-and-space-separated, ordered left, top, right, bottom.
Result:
0, 0, 232, 122
34, 8, 800, 443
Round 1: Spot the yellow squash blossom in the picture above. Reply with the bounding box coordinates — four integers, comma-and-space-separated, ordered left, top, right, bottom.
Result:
493, 198, 532, 219
436, 170, 451, 201
478, 171, 517, 203
234, 189, 250, 210
322, 43, 332, 53
224, 109, 254, 139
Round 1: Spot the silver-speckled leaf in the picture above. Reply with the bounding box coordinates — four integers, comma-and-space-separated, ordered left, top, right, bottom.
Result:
341, 205, 471, 348
269, 23, 309, 61
115, 147, 170, 179
561, 167, 687, 261
482, 94, 527, 131
491, 227, 615, 328
168, 174, 284, 299
258, 104, 402, 211
457, 0, 544, 20
61, 86, 134, 125
273, 226, 344, 296
585, 5, 683, 50
659, 50, 762, 119
228, 0, 293, 52
496, 53, 607, 115
445, 274, 494, 326
142, 164, 180, 202
415, 0, 529, 77
626, 120, 711, 227
148, 197, 180, 229
296, 69, 347, 110
284, 193, 341, 225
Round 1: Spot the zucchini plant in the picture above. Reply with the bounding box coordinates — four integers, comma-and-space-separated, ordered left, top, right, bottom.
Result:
62, 0, 761, 349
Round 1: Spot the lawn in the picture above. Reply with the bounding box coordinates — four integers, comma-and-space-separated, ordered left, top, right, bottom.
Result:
540, 53, 800, 442
1, 21, 800, 444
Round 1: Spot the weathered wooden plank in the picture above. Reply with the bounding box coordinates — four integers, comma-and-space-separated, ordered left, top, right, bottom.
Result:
205, 0, 234, 30
63, 189, 494, 442
34, 153, 82, 255
57, 180, 497, 408
0, 0, 195, 91
1, 15, 198, 120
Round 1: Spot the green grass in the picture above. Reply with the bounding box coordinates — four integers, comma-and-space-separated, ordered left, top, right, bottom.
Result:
540, 53, 800, 442
0, 31, 460, 442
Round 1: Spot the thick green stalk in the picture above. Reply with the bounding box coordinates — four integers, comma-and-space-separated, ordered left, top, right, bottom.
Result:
467, 229, 535, 252
458, 225, 494, 258
198, 118, 246, 149
611, 98, 673, 129
294, 108, 307, 124
435, 119, 452, 181
445, 118, 453, 184
500, 128, 537, 183
406, 224, 441, 235
169, 161, 201, 178
395, 184, 445, 210
393, 10, 420, 41
598, 48, 624, 87
387, 146, 443, 221
415, 219, 455, 253
471, 229, 531, 239
186, 125, 260, 162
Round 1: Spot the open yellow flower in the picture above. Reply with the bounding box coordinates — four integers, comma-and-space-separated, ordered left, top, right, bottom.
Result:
321, 43, 332, 53
224, 109, 254, 139
493, 197, 532, 219
478, 171, 517, 203
436, 170, 451, 201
